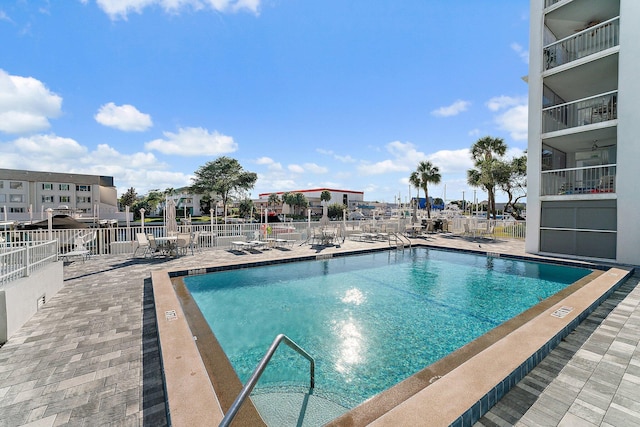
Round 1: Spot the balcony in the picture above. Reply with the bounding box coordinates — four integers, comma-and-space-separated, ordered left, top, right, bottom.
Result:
544, 17, 619, 71
541, 164, 616, 196
542, 90, 616, 134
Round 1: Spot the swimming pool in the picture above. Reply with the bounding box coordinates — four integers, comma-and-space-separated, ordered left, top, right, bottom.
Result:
184, 248, 592, 414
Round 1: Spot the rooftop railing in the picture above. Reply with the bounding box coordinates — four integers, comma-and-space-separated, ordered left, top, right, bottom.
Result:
544, 17, 619, 71
540, 164, 616, 196
542, 90, 617, 133
544, 0, 562, 8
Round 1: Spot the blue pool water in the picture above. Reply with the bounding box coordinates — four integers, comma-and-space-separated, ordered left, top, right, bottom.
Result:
184, 248, 591, 409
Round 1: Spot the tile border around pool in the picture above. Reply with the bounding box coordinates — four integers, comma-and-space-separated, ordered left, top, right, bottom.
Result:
153, 245, 629, 427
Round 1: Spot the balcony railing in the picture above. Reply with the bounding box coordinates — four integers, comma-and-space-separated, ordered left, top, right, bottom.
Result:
541, 164, 616, 196
544, 17, 619, 70
542, 91, 617, 133
544, 0, 562, 7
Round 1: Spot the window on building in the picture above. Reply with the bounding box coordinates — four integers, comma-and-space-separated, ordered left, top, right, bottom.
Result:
77, 196, 91, 204
10, 207, 25, 213
59, 184, 70, 191
0, 195, 5, 203
42, 183, 53, 190
59, 196, 71, 203
42, 196, 55, 203
0, 182, 3, 189
10, 181, 23, 190
76, 185, 91, 191
9, 194, 23, 203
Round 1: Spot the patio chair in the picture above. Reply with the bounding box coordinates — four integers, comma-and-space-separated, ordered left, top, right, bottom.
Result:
133, 233, 151, 257
189, 231, 202, 253
146, 234, 165, 257
462, 223, 473, 238
176, 233, 192, 256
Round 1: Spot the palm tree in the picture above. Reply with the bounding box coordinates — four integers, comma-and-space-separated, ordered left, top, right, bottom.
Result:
414, 161, 441, 218
409, 171, 422, 213
267, 193, 281, 208
467, 136, 507, 219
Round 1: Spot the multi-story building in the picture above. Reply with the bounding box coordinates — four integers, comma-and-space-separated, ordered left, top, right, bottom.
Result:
526, 0, 639, 264
258, 188, 365, 216
0, 168, 119, 222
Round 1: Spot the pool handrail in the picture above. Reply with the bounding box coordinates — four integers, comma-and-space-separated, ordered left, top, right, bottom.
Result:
218, 333, 315, 427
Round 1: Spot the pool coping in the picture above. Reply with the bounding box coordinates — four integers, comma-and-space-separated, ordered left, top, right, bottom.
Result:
151, 245, 631, 426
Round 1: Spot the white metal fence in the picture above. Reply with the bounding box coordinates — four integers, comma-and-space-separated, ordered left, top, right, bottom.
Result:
0, 218, 526, 259
0, 240, 58, 286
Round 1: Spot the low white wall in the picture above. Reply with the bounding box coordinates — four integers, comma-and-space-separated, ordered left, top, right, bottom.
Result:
0, 261, 64, 343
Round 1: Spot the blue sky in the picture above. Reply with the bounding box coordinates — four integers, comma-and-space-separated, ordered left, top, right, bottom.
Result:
0, 0, 530, 204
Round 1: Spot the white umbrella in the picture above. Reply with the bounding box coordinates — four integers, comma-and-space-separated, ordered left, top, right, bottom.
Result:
166, 198, 178, 235
320, 201, 330, 227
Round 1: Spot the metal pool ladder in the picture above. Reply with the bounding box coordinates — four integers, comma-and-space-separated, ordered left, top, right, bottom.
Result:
219, 333, 315, 427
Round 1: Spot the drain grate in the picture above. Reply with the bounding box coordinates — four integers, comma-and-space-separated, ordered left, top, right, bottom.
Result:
551, 306, 573, 318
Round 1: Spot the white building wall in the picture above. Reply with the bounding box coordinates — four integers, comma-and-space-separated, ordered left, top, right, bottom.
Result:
525, 0, 545, 255
615, 0, 640, 264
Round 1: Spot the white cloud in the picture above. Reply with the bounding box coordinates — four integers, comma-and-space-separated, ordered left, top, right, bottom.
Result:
304, 162, 328, 174
95, 102, 152, 131
486, 95, 527, 112
427, 149, 473, 174
486, 95, 528, 141
0, 133, 191, 196
316, 148, 356, 163
255, 156, 283, 171
358, 141, 427, 176
0, 10, 11, 22
431, 100, 470, 118
94, 0, 260, 20
288, 164, 304, 174
495, 104, 528, 141
286, 162, 327, 174
145, 127, 237, 155
511, 42, 529, 64
0, 69, 62, 134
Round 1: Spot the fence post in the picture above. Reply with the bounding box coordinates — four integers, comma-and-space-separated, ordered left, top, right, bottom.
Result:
24, 245, 31, 278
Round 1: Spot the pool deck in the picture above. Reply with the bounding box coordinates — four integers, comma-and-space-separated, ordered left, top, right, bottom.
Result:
0, 234, 638, 426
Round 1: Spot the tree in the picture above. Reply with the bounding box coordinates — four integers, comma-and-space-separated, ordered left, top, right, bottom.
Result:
320, 190, 331, 203
413, 160, 441, 218
281, 192, 294, 215
409, 171, 422, 210
328, 203, 346, 219
119, 187, 137, 208
293, 192, 309, 216
199, 193, 213, 215
268, 193, 281, 208
146, 189, 164, 215
467, 136, 507, 219
496, 154, 527, 220
238, 197, 254, 219
190, 157, 258, 221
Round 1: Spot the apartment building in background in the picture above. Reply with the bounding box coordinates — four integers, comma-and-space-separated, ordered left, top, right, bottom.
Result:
0, 168, 119, 222
526, 0, 640, 265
